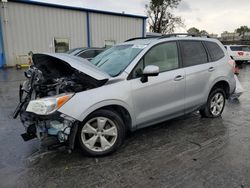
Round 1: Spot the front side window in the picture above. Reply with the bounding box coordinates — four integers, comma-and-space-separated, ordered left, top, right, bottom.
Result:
180, 41, 208, 67
131, 42, 179, 78
91, 44, 145, 77
205, 41, 225, 61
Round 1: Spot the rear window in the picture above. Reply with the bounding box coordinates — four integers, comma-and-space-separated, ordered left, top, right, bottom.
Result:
205, 41, 225, 61
180, 41, 208, 67
230, 46, 250, 52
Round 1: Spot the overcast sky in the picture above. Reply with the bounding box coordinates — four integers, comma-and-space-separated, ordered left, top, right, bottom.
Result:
33, 0, 250, 35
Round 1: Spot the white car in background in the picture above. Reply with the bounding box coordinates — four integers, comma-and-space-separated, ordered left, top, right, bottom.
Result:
224, 45, 250, 63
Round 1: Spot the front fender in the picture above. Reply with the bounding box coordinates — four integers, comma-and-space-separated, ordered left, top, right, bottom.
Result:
58, 80, 135, 128
78, 99, 135, 126
59, 99, 135, 129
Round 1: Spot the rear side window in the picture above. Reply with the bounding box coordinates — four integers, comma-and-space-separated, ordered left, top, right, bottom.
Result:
180, 41, 208, 67
205, 41, 225, 61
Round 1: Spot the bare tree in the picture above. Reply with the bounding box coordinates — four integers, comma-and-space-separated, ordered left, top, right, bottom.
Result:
146, 0, 184, 34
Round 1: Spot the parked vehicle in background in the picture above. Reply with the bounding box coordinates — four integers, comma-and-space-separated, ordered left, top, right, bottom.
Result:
224, 45, 250, 64
67, 47, 104, 60
66, 47, 83, 55
228, 58, 240, 74
14, 34, 236, 156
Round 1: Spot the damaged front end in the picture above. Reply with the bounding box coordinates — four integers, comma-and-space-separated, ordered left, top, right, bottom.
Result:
13, 53, 109, 150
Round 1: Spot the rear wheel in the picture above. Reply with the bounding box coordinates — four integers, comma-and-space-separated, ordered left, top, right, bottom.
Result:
77, 109, 126, 156
200, 88, 226, 118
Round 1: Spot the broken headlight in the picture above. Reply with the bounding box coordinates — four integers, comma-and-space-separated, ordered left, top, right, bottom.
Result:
26, 93, 74, 115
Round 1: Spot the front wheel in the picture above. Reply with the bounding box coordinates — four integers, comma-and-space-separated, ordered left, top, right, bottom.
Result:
77, 109, 126, 156
200, 88, 226, 118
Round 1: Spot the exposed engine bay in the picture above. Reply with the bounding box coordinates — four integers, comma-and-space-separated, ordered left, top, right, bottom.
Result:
13, 53, 108, 149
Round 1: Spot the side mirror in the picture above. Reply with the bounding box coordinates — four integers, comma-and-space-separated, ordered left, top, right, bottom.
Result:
141, 65, 159, 83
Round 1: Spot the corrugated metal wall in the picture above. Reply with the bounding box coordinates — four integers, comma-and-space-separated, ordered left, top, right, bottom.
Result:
2, 2, 88, 66
1, 2, 145, 66
89, 13, 143, 47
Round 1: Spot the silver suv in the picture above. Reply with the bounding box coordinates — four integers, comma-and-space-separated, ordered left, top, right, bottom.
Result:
14, 34, 236, 156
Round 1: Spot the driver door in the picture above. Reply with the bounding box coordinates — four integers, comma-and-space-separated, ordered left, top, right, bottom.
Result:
129, 42, 185, 128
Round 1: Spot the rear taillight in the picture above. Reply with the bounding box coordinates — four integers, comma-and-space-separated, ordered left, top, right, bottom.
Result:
238, 51, 244, 56
228, 59, 236, 73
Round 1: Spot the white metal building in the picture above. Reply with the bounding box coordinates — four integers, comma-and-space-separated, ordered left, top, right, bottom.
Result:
0, 0, 147, 67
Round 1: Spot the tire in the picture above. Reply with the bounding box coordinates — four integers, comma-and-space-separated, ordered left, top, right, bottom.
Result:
200, 88, 226, 118
77, 109, 126, 156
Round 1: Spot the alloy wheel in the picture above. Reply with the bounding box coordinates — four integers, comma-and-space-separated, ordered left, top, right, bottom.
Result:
81, 117, 118, 152
210, 92, 225, 116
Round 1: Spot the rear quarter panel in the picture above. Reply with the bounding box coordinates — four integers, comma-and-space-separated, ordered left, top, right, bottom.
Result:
206, 52, 236, 98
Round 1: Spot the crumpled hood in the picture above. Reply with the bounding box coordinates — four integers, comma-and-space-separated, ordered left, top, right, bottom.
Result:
32, 53, 110, 81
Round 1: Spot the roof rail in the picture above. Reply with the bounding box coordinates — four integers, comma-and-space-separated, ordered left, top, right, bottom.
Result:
159, 33, 210, 39
125, 33, 211, 42
125, 36, 159, 42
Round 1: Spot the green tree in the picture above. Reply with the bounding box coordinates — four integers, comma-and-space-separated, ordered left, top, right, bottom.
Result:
187, 27, 209, 36
199, 30, 209, 35
145, 0, 184, 33
235, 26, 250, 38
187, 27, 200, 35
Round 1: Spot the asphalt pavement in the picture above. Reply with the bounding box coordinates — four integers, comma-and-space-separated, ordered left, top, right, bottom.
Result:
0, 66, 250, 188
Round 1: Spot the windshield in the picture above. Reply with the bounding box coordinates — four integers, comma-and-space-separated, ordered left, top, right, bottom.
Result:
91, 44, 145, 76
230, 46, 250, 52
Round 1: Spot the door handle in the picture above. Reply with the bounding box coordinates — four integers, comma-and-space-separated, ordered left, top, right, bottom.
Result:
174, 75, 184, 81
208, 67, 215, 72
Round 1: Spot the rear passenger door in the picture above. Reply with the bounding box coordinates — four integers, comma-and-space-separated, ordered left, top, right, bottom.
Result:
180, 40, 212, 113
